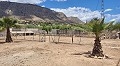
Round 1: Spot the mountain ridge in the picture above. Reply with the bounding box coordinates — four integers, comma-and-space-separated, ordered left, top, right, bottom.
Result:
0, 1, 83, 24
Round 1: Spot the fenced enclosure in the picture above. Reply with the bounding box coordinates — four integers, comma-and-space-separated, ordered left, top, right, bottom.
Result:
0, 28, 120, 44
0, 28, 83, 44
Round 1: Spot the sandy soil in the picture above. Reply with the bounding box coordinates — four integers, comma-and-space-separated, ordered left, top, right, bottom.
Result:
0, 35, 120, 66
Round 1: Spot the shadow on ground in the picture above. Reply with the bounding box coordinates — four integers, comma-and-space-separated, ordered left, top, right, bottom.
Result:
0, 42, 6, 44
71, 51, 111, 59
0, 41, 22, 44
52, 41, 83, 45
71, 51, 91, 56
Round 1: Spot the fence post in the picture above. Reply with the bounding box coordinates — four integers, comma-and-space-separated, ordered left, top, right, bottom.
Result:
72, 30, 74, 44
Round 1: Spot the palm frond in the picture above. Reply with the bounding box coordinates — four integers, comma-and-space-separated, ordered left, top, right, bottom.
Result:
104, 21, 114, 30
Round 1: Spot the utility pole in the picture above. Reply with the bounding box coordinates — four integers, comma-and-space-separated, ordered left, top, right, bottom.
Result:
101, 0, 104, 18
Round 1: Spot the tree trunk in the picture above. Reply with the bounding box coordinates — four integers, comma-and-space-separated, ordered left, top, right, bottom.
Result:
72, 30, 74, 44
46, 31, 49, 34
118, 33, 120, 39
91, 37, 104, 57
72, 35, 73, 43
6, 27, 13, 42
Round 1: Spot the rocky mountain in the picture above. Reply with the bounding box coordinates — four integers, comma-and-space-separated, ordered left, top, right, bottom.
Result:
68, 17, 84, 24
0, 1, 83, 24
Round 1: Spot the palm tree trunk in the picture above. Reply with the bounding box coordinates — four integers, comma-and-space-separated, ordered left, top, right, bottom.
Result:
72, 34, 73, 43
72, 30, 74, 44
118, 32, 120, 39
6, 27, 13, 42
91, 37, 104, 57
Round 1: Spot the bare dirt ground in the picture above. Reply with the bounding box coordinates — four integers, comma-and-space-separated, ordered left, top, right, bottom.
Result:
0, 35, 120, 66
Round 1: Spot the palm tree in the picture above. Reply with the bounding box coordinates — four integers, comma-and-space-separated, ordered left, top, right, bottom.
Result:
86, 18, 114, 57
0, 17, 18, 42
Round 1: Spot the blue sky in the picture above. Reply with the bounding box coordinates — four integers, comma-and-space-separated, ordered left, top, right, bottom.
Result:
39, 0, 119, 13
39, 0, 120, 22
1, 0, 120, 22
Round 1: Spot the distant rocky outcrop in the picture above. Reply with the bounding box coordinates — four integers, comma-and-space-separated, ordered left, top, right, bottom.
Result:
68, 17, 84, 24
0, 1, 83, 24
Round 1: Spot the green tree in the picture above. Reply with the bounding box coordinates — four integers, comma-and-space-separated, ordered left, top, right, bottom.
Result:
0, 21, 5, 32
113, 22, 120, 31
86, 18, 114, 57
42, 25, 52, 34
0, 17, 18, 42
